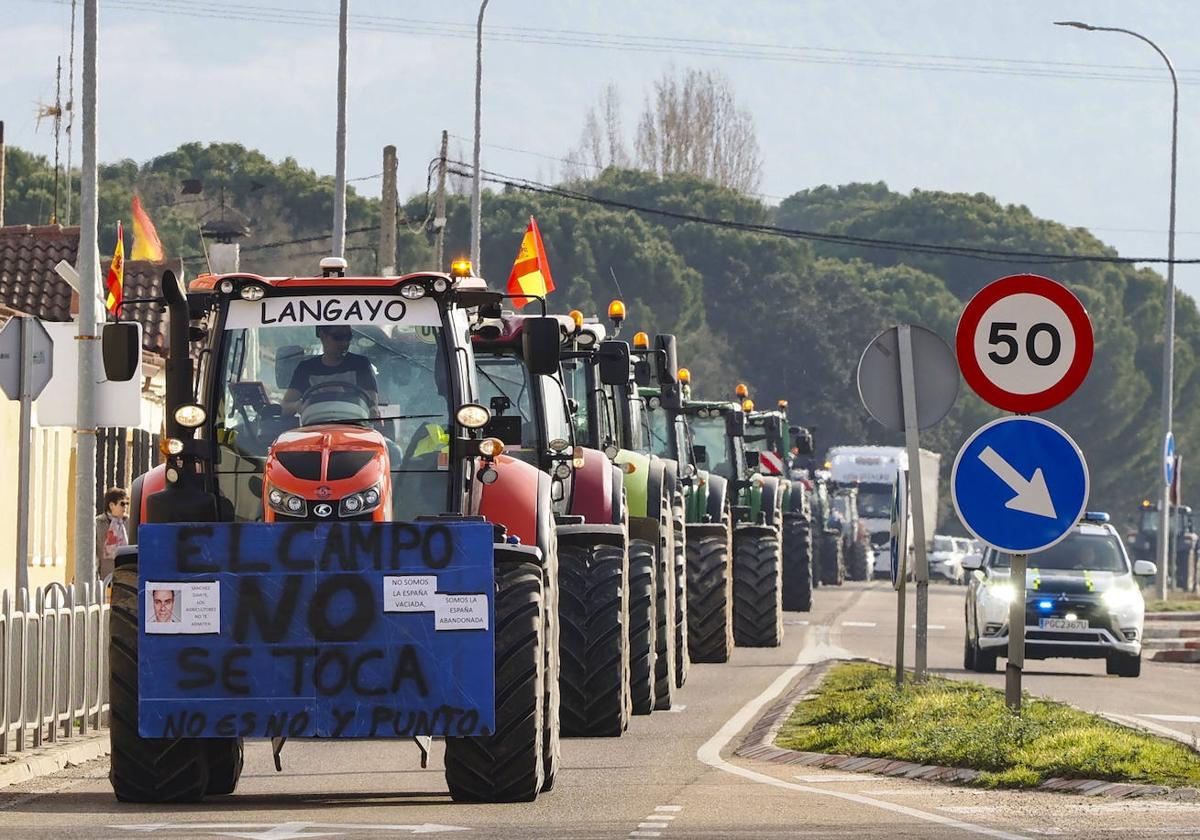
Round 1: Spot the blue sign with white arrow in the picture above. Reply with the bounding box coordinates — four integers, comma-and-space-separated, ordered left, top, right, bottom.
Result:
1165, 431, 1176, 487
952, 416, 1089, 554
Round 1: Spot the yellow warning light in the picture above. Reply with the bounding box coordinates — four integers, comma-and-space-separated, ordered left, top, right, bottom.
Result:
678, 367, 691, 384
1142, 499, 1152, 508
742, 398, 754, 412
568, 309, 584, 330
735, 383, 749, 398
633, 331, 649, 349
450, 258, 472, 278
778, 399, 788, 410
608, 299, 626, 324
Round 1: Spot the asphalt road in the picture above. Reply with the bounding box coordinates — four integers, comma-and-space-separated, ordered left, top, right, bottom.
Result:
2, 581, 1199, 840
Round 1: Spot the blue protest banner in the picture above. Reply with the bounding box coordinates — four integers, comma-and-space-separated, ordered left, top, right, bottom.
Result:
137, 521, 495, 739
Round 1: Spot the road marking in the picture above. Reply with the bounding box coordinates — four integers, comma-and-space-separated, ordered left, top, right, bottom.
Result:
629, 833, 661, 838
643, 816, 675, 821
638, 823, 667, 829
1140, 714, 1200, 723
913, 624, 947, 630
940, 806, 1003, 814
111, 823, 468, 837
784, 619, 810, 625
841, 621, 877, 628
665, 704, 687, 713
794, 774, 876, 783
696, 630, 1032, 840
654, 805, 683, 812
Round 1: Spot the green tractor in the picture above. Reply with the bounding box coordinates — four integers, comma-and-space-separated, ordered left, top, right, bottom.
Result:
559, 307, 683, 713
744, 399, 816, 612
645, 370, 785, 650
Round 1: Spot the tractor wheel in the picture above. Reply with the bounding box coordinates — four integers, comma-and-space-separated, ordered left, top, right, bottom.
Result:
686, 531, 734, 663
109, 563, 211, 803
818, 533, 844, 586
445, 561, 545, 802
558, 543, 629, 738
627, 539, 657, 715
672, 503, 689, 689
847, 540, 870, 582
733, 530, 784, 647
782, 515, 813, 612
204, 739, 245, 796
540, 526, 561, 792
653, 505, 677, 712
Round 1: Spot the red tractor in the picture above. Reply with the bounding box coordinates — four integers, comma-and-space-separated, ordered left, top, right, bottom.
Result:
471, 311, 631, 737
103, 258, 565, 803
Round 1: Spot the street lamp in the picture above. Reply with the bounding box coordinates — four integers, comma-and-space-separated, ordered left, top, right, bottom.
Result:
1055, 21, 1180, 600
470, 0, 491, 271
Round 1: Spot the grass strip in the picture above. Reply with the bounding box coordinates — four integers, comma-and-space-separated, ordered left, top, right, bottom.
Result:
775, 661, 1200, 789
1144, 598, 1200, 614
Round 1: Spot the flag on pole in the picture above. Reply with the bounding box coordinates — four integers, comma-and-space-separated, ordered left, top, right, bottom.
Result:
130, 195, 164, 261
505, 216, 555, 308
105, 222, 125, 318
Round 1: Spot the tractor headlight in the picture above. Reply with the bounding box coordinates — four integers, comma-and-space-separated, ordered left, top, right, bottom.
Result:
174, 404, 207, 428
339, 482, 384, 517
267, 488, 307, 518
432, 277, 449, 293
456, 403, 491, 429
400, 283, 427, 300
165, 438, 185, 455
553, 462, 572, 480
239, 284, 265, 301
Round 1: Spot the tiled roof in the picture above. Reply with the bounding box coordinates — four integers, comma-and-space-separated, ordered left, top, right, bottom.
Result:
0, 225, 174, 356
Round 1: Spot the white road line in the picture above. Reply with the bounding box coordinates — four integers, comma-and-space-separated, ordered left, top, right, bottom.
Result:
784, 619, 810, 625
638, 823, 667, 829
643, 815, 675, 821
696, 633, 1032, 840
629, 833, 661, 838
654, 806, 683, 812
1140, 714, 1200, 723
841, 621, 877, 628
665, 704, 687, 713
914, 624, 947, 630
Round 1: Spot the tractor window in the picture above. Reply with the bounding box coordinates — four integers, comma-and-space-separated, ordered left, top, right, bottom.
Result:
212, 313, 453, 522
561, 359, 591, 444
540, 373, 573, 447
646, 399, 671, 459
475, 354, 538, 459
690, 413, 733, 480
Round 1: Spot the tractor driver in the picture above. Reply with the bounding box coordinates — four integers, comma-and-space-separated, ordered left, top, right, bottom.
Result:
281, 325, 379, 416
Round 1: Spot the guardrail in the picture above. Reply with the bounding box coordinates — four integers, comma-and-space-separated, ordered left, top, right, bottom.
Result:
0, 579, 109, 755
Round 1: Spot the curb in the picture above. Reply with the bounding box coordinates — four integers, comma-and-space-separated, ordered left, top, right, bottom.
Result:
0, 733, 110, 791
733, 659, 1200, 801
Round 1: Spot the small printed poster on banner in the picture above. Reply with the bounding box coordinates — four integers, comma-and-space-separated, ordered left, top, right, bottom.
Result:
144, 581, 221, 634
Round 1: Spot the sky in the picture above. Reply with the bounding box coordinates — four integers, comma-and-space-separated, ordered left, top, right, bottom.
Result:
4, 0, 1200, 297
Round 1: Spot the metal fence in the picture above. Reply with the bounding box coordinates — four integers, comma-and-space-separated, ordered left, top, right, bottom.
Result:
0, 579, 109, 755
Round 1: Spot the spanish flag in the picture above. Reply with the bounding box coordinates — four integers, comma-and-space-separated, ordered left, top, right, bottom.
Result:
130, 195, 164, 261
105, 222, 124, 318
505, 216, 555, 308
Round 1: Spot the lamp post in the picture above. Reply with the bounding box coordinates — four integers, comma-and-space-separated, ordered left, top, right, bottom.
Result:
1055, 21, 1179, 600
470, 0, 491, 271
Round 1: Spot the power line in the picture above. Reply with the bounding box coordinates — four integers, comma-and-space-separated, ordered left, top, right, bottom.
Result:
29, 0, 1200, 86
445, 162, 1200, 266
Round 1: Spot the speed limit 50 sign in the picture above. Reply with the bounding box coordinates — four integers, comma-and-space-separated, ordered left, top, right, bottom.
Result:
956, 274, 1093, 412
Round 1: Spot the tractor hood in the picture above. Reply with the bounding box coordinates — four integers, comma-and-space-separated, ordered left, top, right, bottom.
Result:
265, 424, 390, 487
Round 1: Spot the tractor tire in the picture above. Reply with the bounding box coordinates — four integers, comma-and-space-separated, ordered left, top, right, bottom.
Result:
672, 496, 689, 690
686, 531, 734, 663
627, 539, 657, 716
733, 530, 784, 647
653, 512, 676, 712
847, 540, 870, 582
445, 561, 545, 803
559, 543, 629, 738
782, 514, 813, 612
204, 739, 245, 796
818, 533, 844, 586
109, 563, 211, 803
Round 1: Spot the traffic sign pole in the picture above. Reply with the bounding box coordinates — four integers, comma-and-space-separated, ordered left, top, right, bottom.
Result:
898, 325, 930, 682
16, 317, 33, 594
1006, 554, 1027, 712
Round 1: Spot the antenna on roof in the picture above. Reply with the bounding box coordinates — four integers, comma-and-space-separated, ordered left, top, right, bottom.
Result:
196, 223, 213, 276
608, 266, 625, 299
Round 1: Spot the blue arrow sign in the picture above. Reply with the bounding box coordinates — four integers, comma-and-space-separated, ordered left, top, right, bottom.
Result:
952, 416, 1089, 554
1165, 432, 1176, 487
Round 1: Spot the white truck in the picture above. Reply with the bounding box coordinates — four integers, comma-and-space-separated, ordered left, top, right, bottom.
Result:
826, 446, 941, 578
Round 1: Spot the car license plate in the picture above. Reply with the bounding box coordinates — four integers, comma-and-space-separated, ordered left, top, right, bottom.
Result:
1040, 618, 1089, 630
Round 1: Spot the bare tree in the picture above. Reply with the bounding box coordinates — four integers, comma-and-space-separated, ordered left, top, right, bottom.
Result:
634, 68, 762, 193
565, 83, 630, 180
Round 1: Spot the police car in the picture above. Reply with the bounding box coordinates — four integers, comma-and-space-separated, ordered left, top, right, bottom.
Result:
962, 512, 1157, 678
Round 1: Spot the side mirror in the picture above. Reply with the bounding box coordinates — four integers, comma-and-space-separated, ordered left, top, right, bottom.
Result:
633, 359, 653, 387
654, 334, 678, 385
597, 340, 632, 386
792, 426, 814, 456
961, 554, 983, 571
522, 317, 561, 376
693, 444, 708, 465
726, 410, 745, 438
102, 323, 140, 382
1133, 559, 1158, 577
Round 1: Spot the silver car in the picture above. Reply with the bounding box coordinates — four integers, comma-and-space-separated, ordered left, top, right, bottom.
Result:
962, 514, 1156, 678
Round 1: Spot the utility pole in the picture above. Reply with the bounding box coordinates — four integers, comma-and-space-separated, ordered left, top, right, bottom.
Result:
433, 130, 449, 270
379, 145, 397, 275
0, 120, 6, 226
331, 0, 349, 259
75, 0, 99, 593
470, 0, 490, 270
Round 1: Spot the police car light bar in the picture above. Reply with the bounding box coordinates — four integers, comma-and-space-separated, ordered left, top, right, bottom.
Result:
1081, 511, 1110, 523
